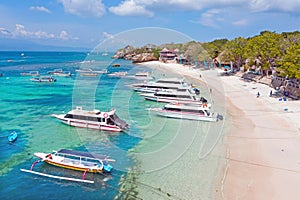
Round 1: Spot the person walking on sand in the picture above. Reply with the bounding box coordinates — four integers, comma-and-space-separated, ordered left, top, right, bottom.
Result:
257, 91, 260, 98
270, 90, 273, 97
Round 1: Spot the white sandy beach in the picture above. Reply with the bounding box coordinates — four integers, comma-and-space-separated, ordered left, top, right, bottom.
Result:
136, 61, 300, 199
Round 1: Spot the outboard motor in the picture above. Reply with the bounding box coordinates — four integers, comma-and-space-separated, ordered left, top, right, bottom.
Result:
111, 114, 129, 130
200, 97, 208, 103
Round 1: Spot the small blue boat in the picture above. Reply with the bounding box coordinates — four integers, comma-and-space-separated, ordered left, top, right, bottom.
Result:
8, 131, 18, 143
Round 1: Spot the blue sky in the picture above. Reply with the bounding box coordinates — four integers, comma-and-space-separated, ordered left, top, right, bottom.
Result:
0, 0, 300, 50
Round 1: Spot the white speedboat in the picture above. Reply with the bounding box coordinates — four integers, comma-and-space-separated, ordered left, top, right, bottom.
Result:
127, 72, 154, 80
48, 69, 71, 77
76, 68, 107, 74
140, 89, 206, 105
148, 102, 220, 122
51, 106, 128, 132
30, 76, 56, 82
131, 77, 191, 90
20, 71, 39, 76
107, 71, 127, 77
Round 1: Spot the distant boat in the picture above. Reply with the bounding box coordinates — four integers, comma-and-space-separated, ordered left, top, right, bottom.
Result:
112, 63, 120, 67
126, 72, 154, 80
8, 131, 18, 143
30, 76, 56, 82
76, 69, 108, 74
80, 73, 98, 77
107, 71, 127, 78
48, 69, 72, 77
20, 71, 40, 76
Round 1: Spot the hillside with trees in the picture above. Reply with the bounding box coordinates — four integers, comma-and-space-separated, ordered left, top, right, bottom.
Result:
113, 30, 300, 79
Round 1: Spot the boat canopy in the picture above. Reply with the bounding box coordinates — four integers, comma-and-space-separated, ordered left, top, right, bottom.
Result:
57, 149, 108, 160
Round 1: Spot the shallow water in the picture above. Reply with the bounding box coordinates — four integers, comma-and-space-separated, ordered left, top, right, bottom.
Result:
0, 52, 227, 199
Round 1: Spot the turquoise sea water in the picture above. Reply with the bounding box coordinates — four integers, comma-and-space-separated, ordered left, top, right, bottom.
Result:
0, 52, 226, 199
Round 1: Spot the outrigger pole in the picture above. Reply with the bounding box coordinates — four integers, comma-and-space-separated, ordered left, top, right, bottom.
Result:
21, 158, 95, 184
20, 169, 94, 184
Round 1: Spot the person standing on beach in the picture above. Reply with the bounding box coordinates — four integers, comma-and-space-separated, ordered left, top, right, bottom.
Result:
257, 91, 260, 98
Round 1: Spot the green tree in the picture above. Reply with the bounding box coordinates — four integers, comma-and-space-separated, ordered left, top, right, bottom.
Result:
222, 37, 247, 68
244, 31, 282, 69
278, 42, 300, 79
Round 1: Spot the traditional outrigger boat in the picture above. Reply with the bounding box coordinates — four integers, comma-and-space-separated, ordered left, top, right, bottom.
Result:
21, 149, 115, 184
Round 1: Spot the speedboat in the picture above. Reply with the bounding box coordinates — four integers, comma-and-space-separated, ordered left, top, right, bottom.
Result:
76, 68, 107, 74
48, 69, 72, 77
51, 106, 128, 132
107, 71, 127, 77
148, 101, 220, 122
140, 89, 206, 105
20, 71, 39, 76
130, 77, 198, 94
127, 72, 154, 80
131, 77, 190, 90
30, 76, 56, 82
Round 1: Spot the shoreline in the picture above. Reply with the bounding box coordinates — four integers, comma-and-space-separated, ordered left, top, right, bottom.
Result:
135, 61, 300, 199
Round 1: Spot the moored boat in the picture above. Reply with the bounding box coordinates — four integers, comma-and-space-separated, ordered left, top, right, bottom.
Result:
48, 69, 72, 77
30, 76, 56, 82
20, 71, 39, 76
148, 101, 220, 122
51, 106, 128, 132
34, 149, 114, 173
8, 131, 18, 143
76, 68, 108, 74
80, 72, 98, 77
107, 71, 127, 77
140, 89, 206, 105
127, 72, 154, 80
112, 63, 120, 67
21, 149, 115, 184
130, 77, 197, 94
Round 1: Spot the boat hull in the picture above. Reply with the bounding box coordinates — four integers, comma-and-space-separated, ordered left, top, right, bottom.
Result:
34, 152, 108, 173
52, 114, 123, 132
144, 96, 204, 105
149, 108, 217, 122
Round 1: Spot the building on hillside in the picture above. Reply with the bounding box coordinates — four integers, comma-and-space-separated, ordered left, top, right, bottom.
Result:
159, 48, 177, 63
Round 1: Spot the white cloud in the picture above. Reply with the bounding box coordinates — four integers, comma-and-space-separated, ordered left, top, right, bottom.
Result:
29, 6, 51, 14
109, 1, 153, 17
0, 28, 12, 37
9, 24, 77, 40
108, 0, 300, 17
59, 31, 68, 40
58, 0, 105, 18
103, 32, 114, 40
249, 0, 300, 12
195, 9, 223, 28
232, 19, 248, 26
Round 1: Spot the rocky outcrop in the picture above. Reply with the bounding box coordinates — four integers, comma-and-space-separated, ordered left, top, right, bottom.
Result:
112, 46, 158, 63
131, 53, 157, 63
112, 45, 135, 59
